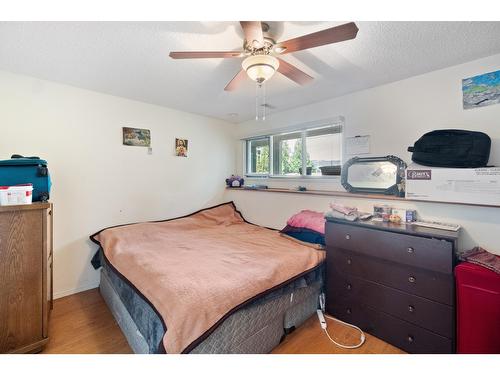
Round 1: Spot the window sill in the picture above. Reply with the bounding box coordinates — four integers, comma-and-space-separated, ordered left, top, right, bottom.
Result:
245, 175, 341, 181
225, 187, 500, 209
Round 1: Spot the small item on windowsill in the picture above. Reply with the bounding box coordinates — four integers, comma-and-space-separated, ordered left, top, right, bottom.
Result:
297, 186, 307, 192
225, 175, 244, 188
243, 184, 268, 190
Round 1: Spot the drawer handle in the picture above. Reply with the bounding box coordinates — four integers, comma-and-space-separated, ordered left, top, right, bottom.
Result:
408, 305, 415, 313
346, 308, 352, 314
347, 259, 352, 265
407, 335, 414, 343
408, 276, 416, 283
346, 283, 352, 291
407, 247, 414, 254
345, 234, 351, 240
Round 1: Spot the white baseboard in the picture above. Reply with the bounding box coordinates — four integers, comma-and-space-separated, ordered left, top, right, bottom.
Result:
54, 280, 100, 300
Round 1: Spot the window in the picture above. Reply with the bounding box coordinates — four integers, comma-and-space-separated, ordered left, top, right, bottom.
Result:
305, 127, 342, 176
246, 137, 270, 175
245, 122, 342, 178
273, 131, 303, 176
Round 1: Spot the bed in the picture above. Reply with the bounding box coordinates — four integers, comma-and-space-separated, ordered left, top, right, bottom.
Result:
90, 202, 325, 354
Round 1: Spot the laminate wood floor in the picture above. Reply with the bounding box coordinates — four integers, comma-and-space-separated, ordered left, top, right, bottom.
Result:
42, 288, 404, 354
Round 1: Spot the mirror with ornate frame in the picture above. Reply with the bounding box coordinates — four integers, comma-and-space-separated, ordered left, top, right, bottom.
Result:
341, 155, 407, 196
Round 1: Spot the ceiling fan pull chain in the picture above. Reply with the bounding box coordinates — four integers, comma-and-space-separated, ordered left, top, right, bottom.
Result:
262, 82, 266, 121
255, 83, 259, 120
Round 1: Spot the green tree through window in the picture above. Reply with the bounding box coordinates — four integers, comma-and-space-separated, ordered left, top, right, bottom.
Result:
255, 145, 269, 173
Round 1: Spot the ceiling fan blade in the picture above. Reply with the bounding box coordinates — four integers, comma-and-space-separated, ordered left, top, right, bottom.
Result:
169, 51, 243, 59
224, 69, 248, 91
278, 22, 358, 54
277, 58, 313, 85
240, 21, 264, 47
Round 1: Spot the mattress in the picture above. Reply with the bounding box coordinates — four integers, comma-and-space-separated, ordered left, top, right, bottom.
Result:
98, 250, 324, 353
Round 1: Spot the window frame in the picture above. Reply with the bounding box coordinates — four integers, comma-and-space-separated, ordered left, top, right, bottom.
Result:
243, 117, 344, 179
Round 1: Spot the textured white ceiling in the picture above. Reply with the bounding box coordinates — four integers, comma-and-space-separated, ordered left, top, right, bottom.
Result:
1, 21, 500, 123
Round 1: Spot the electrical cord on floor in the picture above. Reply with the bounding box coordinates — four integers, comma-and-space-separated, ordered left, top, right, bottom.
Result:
317, 293, 366, 349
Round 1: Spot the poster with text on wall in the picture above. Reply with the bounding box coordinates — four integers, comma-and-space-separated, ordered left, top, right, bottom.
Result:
175, 138, 188, 157
462, 70, 500, 109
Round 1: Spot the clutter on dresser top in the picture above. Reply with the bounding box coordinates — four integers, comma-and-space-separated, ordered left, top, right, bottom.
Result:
326, 201, 461, 232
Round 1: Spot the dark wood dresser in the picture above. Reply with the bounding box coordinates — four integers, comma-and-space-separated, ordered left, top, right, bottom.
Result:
325, 218, 458, 353
0, 203, 53, 353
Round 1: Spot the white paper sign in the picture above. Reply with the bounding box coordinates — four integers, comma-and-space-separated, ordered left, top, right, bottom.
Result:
346, 135, 370, 155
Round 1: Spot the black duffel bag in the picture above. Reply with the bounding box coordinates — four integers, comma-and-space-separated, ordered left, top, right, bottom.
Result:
408, 129, 491, 168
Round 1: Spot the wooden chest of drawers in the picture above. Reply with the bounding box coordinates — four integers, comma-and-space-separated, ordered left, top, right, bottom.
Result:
0, 203, 53, 353
325, 218, 458, 353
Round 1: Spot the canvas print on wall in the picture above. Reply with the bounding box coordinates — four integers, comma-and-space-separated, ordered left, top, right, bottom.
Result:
463, 70, 500, 109
123, 127, 151, 147
175, 138, 188, 157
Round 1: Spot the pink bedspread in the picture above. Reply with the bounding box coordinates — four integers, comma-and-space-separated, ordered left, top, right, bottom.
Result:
91, 202, 325, 353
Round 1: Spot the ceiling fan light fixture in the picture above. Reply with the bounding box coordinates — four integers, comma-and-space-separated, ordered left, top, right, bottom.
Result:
242, 55, 279, 83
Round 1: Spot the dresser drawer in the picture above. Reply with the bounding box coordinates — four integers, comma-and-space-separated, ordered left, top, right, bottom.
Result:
326, 222, 453, 274
328, 249, 454, 305
327, 295, 454, 354
327, 271, 454, 338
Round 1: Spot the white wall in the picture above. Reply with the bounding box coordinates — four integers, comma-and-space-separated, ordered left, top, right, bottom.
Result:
226, 53, 500, 255
0, 70, 236, 298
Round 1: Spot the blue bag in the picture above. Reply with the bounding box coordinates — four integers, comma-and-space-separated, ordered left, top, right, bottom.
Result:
0, 155, 52, 201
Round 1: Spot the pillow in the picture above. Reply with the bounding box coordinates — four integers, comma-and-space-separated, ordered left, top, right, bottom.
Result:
280, 224, 325, 247
286, 210, 326, 234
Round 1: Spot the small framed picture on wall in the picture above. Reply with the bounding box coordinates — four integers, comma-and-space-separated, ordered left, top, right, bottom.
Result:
175, 138, 188, 157
123, 127, 151, 147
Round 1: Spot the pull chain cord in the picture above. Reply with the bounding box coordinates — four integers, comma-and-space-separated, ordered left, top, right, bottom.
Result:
318, 293, 365, 349
262, 81, 266, 121
255, 82, 267, 121
255, 83, 259, 120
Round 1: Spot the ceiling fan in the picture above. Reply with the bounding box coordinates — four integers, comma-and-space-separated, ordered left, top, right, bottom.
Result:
169, 21, 359, 91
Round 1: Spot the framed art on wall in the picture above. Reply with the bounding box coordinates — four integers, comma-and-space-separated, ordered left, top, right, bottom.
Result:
175, 138, 188, 157
463, 70, 500, 109
122, 127, 151, 147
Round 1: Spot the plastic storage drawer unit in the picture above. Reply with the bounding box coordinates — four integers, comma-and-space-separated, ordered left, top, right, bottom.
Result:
455, 262, 500, 354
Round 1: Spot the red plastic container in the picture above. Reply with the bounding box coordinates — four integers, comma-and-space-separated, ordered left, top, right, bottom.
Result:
455, 262, 500, 354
